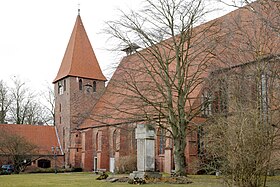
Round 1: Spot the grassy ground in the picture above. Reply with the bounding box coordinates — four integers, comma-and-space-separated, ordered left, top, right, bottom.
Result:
0, 173, 279, 187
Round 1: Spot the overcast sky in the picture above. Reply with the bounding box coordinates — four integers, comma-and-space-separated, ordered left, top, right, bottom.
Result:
0, 0, 231, 92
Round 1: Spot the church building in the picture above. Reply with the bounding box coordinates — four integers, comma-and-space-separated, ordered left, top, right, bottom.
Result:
53, 0, 280, 174
52, 12, 188, 173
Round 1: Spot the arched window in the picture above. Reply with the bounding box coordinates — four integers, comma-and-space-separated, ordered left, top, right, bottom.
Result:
93, 81, 97, 92
96, 132, 102, 151
112, 130, 117, 152
112, 129, 120, 152
202, 90, 212, 116
158, 128, 165, 155
96, 132, 99, 151
79, 79, 83, 90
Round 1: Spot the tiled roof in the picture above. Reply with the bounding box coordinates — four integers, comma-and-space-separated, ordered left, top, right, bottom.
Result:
0, 124, 61, 155
53, 15, 106, 83
79, 0, 280, 129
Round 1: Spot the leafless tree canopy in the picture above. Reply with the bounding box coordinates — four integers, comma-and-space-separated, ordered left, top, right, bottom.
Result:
0, 81, 11, 123
0, 78, 54, 125
0, 129, 38, 173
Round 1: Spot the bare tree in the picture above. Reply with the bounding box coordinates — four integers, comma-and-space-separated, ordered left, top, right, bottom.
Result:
0, 80, 11, 123
0, 129, 38, 173
40, 84, 55, 125
102, 0, 219, 176
8, 79, 33, 124
202, 1, 280, 186
204, 60, 280, 187
0, 78, 54, 125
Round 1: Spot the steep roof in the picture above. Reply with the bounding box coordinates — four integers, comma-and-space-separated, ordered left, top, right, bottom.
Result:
53, 15, 106, 83
79, 0, 280, 129
0, 124, 61, 155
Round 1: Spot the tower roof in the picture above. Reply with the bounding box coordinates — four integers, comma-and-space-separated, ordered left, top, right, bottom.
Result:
53, 15, 106, 83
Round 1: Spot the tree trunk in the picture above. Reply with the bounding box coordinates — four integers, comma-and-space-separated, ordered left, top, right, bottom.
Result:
174, 134, 187, 176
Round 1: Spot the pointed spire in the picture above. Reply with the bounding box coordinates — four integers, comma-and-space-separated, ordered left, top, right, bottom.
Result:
53, 14, 106, 83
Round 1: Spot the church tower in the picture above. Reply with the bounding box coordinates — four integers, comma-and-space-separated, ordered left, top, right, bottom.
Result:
53, 12, 106, 168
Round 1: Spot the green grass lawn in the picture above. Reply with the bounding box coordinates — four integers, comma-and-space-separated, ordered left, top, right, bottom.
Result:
0, 173, 279, 187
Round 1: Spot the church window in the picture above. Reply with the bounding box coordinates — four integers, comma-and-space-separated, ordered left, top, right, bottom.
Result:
217, 79, 228, 114
211, 79, 228, 114
93, 81, 97, 92
202, 79, 228, 116
131, 127, 137, 151
58, 81, 63, 95
113, 130, 117, 152
260, 73, 268, 121
201, 90, 212, 116
112, 129, 120, 152
79, 79, 83, 90
63, 127, 65, 149
82, 133, 85, 151
59, 104, 61, 112
158, 128, 165, 155
96, 132, 102, 151
64, 79, 66, 91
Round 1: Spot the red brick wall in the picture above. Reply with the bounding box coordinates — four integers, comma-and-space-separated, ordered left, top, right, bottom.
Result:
82, 129, 93, 171
54, 76, 105, 168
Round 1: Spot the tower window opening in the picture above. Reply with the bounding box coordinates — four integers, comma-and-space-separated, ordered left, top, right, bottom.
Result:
79, 79, 83, 90
93, 81, 96, 92
58, 81, 63, 95
64, 79, 66, 91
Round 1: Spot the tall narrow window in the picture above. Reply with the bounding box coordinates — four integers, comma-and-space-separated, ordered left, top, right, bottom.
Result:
202, 90, 212, 116
113, 130, 117, 152
210, 79, 228, 114
93, 81, 97, 92
79, 79, 83, 91
63, 79, 66, 91
219, 79, 228, 114
131, 127, 137, 151
112, 129, 120, 151
260, 73, 268, 121
96, 133, 99, 151
158, 128, 165, 155
58, 82, 63, 95
96, 132, 102, 151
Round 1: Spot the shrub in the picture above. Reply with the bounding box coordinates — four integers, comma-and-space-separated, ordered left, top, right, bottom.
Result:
115, 154, 136, 174
96, 172, 109, 180
71, 167, 83, 172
